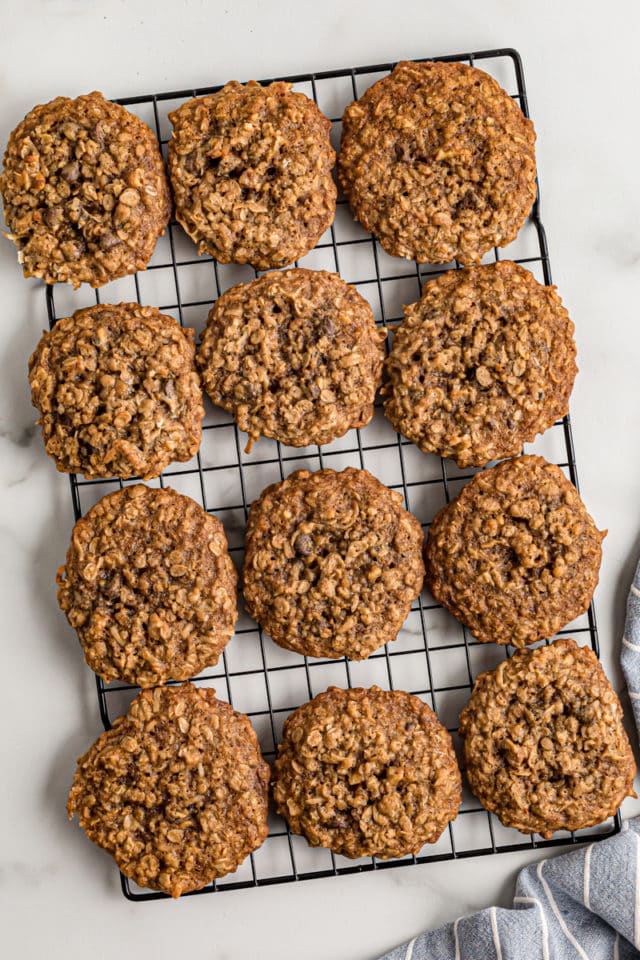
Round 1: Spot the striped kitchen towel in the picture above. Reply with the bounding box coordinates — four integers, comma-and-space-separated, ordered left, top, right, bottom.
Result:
380, 559, 640, 960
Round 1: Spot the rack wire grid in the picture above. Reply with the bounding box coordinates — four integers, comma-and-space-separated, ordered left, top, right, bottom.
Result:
45, 47, 619, 902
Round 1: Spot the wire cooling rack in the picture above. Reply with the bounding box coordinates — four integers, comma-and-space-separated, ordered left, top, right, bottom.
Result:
45, 47, 619, 902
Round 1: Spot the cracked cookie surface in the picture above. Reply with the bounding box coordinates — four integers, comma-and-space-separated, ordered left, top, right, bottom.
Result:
425, 456, 605, 646
168, 81, 336, 269
459, 639, 636, 837
68, 684, 270, 897
29, 302, 204, 480
338, 61, 536, 264
57, 485, 237, 686
384, 262, 577, 467
197, 269, 385, 449
272, 686, 461, 858
243, 467, 424, 660
1, 92, 171, 287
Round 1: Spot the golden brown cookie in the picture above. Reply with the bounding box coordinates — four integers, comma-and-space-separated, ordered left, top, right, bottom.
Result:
29, 303, 204, 480
0, 92, 171, 287
272, 686, 461, 858
197, 269, 385, 449
338, 61, 536, 264
67, 684, 270, 897
459, 639, 636, 837
384, 262, 577, 467
57, 485, 237, 687
425, 456, 605, 647
168, 81, 336, 270
243, 467, 424, 660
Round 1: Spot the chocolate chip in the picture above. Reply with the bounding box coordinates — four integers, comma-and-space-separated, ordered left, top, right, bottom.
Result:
322, 317, 335, 338
61, 160, 80, 182
99, 231, 120, 251
43, 206, 62, 228
294, 533, 313, 556
456, 190, 477, 212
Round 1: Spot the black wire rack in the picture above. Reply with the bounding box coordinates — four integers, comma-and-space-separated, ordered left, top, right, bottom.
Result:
45, 47, 619, 902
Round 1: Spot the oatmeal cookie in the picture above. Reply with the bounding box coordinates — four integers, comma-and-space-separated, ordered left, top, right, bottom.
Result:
68, 684, 270, 896
167, 81, 336, 269
243, 467, 424, 660
425, 456, 605, 647
29, 303, 204, 480
0, 92, 171, 287
384, 262, 577, 467
459, 639, 636, 837
338, 61, 536, 264
197, 269, 385, 449
272, 686, 461, 858
57, 485, 237, 687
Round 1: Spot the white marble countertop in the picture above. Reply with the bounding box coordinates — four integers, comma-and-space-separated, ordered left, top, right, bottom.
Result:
2, 2, 640, 957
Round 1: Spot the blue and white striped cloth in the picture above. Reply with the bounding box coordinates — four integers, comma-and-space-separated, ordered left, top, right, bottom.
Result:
380, 560, 640, 960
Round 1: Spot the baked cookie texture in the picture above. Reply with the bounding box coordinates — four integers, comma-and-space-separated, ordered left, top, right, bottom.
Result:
57, 485, 237, 687
67, 684, 270, 897
425, 456, 605, 647
197, 269, 385, 449
29, 303, 204, 480
338, 61, 536, 264
168, 81, 336, 270
459, 639, 636, 837
0, 92, 171, 287
384, 262, 577, 467
272, 686, 461, 858
243, 467, 424, 660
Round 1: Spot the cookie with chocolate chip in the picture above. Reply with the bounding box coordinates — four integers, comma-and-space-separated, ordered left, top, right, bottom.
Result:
272, 686, 461, 858
197, 269, 385, 449
425, 456, 605, 647
0, 92, 171, 287
459, 638, 636, 837
68, 684, 270, 897
384, 262, 577, 467
29, 302, 204, 480
57, 484, 237, 687
243, 467, 424, 660
339, 60, 536, 264
168, 81, 336, 269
